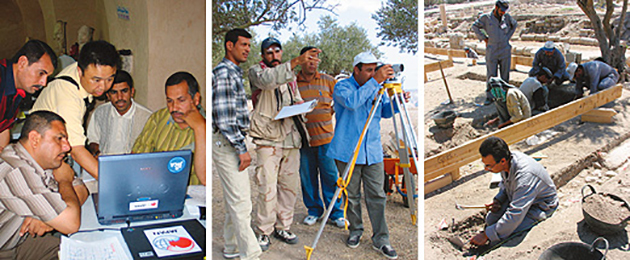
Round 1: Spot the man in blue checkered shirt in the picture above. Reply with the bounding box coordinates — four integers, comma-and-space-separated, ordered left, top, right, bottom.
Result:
211, 28, 262, 260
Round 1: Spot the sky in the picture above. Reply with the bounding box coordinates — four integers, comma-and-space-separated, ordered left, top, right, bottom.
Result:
251, 0, 419, 95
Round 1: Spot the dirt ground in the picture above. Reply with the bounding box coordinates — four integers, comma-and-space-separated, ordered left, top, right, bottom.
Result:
424, 1, 630, 259
211, 104, 419, 260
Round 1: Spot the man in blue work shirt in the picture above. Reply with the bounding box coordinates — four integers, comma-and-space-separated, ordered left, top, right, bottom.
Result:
567, 60, 619, 97
326, 52, 399, 259
529, 41, 570, 86
472, 0, 517, 105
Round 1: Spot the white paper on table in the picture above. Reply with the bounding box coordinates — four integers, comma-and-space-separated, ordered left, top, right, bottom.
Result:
273, 99, 318, 120
143, 225, 202, 257
60, 236, 128, 260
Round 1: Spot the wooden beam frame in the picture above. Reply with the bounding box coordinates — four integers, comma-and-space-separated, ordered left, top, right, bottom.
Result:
425, 59, 454, 73
424, 84, 623, 184
425, 47, 467, 60
424, 59, 454, 82
581, 108, 617, 123
510, 55, 535, 70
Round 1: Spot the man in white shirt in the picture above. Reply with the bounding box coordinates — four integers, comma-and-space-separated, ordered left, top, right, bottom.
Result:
87, 70, 151, 156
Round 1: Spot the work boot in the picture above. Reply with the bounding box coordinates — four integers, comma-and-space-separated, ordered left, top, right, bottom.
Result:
346, 235, 361, 248
274, 229, 298, 244
258, 234, 270, 251
303, 215, 319, 225
373, 244, 398, 259
222, 249, 239, 259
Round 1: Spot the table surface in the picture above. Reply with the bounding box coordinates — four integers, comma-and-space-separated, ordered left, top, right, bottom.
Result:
64, 187, 205, 260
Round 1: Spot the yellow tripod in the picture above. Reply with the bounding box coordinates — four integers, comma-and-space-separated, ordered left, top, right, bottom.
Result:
304, 82, 418, 260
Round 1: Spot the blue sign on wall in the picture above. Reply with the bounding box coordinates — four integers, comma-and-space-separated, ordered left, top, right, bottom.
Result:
117, 6, 130, 20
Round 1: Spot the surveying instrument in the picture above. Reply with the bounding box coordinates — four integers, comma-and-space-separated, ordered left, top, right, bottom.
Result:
305, 64, 419, 259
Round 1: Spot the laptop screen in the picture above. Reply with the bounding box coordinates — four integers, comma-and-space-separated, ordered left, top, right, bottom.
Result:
96, 150, 192, 225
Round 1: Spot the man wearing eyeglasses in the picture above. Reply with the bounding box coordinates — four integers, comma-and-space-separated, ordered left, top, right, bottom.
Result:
471, 136, 558, 246
247, 37, 320, 251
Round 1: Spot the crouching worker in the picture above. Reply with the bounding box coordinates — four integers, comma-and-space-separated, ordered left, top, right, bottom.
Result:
485, 77, 531, 129
471, 136, 558, 246
0, 110, 88, 259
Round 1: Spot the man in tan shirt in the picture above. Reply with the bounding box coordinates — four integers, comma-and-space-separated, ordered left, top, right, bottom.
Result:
0, 110, 88, 259
32, 40, 120, 179
248, 37, 319, 251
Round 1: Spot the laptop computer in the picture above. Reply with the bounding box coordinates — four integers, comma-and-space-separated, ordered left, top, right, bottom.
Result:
94, 150, 192, 225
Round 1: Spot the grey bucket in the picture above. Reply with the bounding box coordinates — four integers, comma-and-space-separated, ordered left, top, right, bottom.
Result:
432, 110, 457, 128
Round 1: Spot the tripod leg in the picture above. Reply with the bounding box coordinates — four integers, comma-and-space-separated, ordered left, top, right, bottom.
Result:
394, 95, 420, 174
389, 94, 418, 225
306, 91, 386, 259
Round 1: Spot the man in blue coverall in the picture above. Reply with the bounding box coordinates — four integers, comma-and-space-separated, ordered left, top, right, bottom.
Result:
472, 0, 517, 105
567, 60, 619, 97
529, 41, 570, 86
326, 52, 400, 259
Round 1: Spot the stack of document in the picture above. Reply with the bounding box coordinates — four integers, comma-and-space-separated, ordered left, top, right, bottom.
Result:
60, 236, 129, 260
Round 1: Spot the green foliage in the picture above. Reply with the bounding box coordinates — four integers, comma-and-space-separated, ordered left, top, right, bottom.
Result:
424, 0, 442, 7
372, 0, 418, 54
212, 0, 336, 37
283, 16, 382, 76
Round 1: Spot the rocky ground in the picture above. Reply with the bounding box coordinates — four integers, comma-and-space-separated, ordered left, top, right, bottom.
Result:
211, 103, 419, 260
424, 1, 630, 259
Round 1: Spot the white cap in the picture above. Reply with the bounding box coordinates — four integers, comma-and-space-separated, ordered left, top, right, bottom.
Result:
567, 62, 578, 80
353, 52, 379, 67
543, 41, 555, 51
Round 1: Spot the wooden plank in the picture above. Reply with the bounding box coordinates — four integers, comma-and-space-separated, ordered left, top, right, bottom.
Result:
425, 47, 450, 56
448, 49, 467, 58
425, 173, 452, 194
511, 55, 535, 70
581, 114, 614, 124
425, 59, 454, 73
583, 108, 617, 117
425, 47, 467, 59
424, 84, 623, 182
450, 168, 461, 181
514, 56, 535, 67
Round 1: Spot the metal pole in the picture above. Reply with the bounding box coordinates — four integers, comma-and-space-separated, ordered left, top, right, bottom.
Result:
305, 91, 385, 260
388, 92, 417, 224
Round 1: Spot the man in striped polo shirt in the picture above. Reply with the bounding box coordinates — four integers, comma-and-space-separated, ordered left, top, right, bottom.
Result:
0, 111, 88, 259
296, 46, 346, 228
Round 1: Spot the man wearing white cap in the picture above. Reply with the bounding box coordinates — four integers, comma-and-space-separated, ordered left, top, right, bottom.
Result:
529, 41, 570, 86
472, 0, 517, 105
566, 60, 619, 97
248, 37, 320, 251
326, 52, 399, 259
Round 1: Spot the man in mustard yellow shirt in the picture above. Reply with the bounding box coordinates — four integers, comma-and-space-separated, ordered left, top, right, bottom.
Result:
132, 72, 206, 185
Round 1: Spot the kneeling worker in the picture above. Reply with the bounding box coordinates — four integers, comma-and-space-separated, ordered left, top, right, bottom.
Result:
485, 77, 531, 129
471, 136, 558, 246
567, 60, 619, 97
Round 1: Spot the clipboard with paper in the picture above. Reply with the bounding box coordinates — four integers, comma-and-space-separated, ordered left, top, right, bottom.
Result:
273, 99, 318, 120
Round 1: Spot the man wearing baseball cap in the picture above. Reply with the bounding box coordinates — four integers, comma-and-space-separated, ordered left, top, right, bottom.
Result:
566, 60, 619, 97
247, 37, 320, 251
326, 52, 399, 259
529, 41, 570, 86
472, 0, 518, 105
